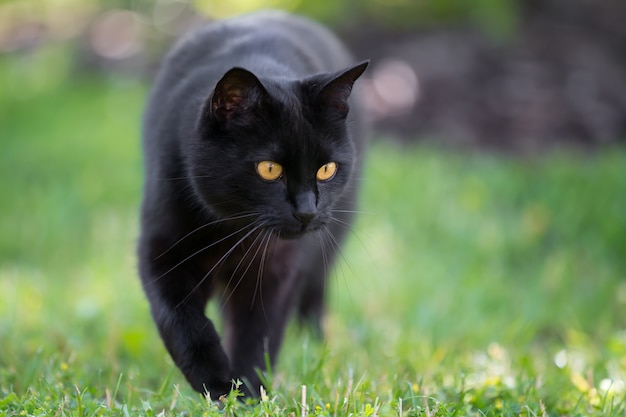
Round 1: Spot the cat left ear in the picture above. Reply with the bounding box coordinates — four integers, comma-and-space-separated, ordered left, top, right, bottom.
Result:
318, 61, 369, 118
209, 67, 269, 125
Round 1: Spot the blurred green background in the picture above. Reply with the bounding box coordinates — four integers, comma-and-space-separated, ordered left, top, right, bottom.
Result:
1, 0, 626, 414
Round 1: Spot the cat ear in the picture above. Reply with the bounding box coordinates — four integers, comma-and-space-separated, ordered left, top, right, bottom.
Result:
318, 61, 369, 118
209, 67, 269, 124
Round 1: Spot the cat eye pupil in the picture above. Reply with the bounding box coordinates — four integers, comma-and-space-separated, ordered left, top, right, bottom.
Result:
256, 161, 283, 181
317, 162, 337, 181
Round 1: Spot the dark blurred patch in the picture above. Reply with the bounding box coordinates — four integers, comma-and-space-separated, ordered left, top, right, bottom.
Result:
344, 0, 626, 152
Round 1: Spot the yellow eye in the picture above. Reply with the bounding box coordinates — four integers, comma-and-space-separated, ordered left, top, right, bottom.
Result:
316, 162, 337, 181
256, 161, 283, 181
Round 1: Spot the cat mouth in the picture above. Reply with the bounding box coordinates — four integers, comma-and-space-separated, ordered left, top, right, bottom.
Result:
273, 223, 321, 240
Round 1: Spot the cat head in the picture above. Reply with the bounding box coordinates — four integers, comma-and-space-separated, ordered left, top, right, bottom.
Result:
191, 61, 368, 239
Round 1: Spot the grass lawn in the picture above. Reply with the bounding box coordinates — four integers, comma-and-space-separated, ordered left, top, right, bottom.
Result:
1, 61, 626, 416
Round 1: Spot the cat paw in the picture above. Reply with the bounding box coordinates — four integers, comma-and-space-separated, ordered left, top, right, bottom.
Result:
192, 378, 232, 400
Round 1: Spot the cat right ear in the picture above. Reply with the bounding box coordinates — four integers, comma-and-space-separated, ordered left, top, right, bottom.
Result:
205, 67, 269, 127
318, 61, 369, 118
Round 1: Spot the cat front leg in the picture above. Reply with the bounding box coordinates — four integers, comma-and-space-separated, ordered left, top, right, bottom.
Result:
152, 300, 232, 397
139, 254, 232, 397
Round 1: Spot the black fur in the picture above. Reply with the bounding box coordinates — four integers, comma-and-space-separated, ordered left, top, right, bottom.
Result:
138, 11, 368, 397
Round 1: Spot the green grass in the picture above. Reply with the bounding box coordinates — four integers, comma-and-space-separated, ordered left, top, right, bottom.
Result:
1, 62, 626, 416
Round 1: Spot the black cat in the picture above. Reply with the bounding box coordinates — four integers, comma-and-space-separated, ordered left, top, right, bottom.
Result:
138, 11, 368, 397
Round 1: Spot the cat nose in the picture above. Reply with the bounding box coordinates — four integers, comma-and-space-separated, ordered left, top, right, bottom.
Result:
294, 210, 316, 226
294, 191, 317, 226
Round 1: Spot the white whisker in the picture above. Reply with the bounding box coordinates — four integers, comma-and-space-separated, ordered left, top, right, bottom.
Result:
258, 229, 277, 323
316, 230, 330, 281
247, 231, 267, 310
220, 228, 269, 310
328, 217, 377, 277
174, 221, 267, 309
330, 209, 374, 215
155, 212, 259, 260
320, 225, 357, 312
327, 217, 352, 229
149, 221, 258, 286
